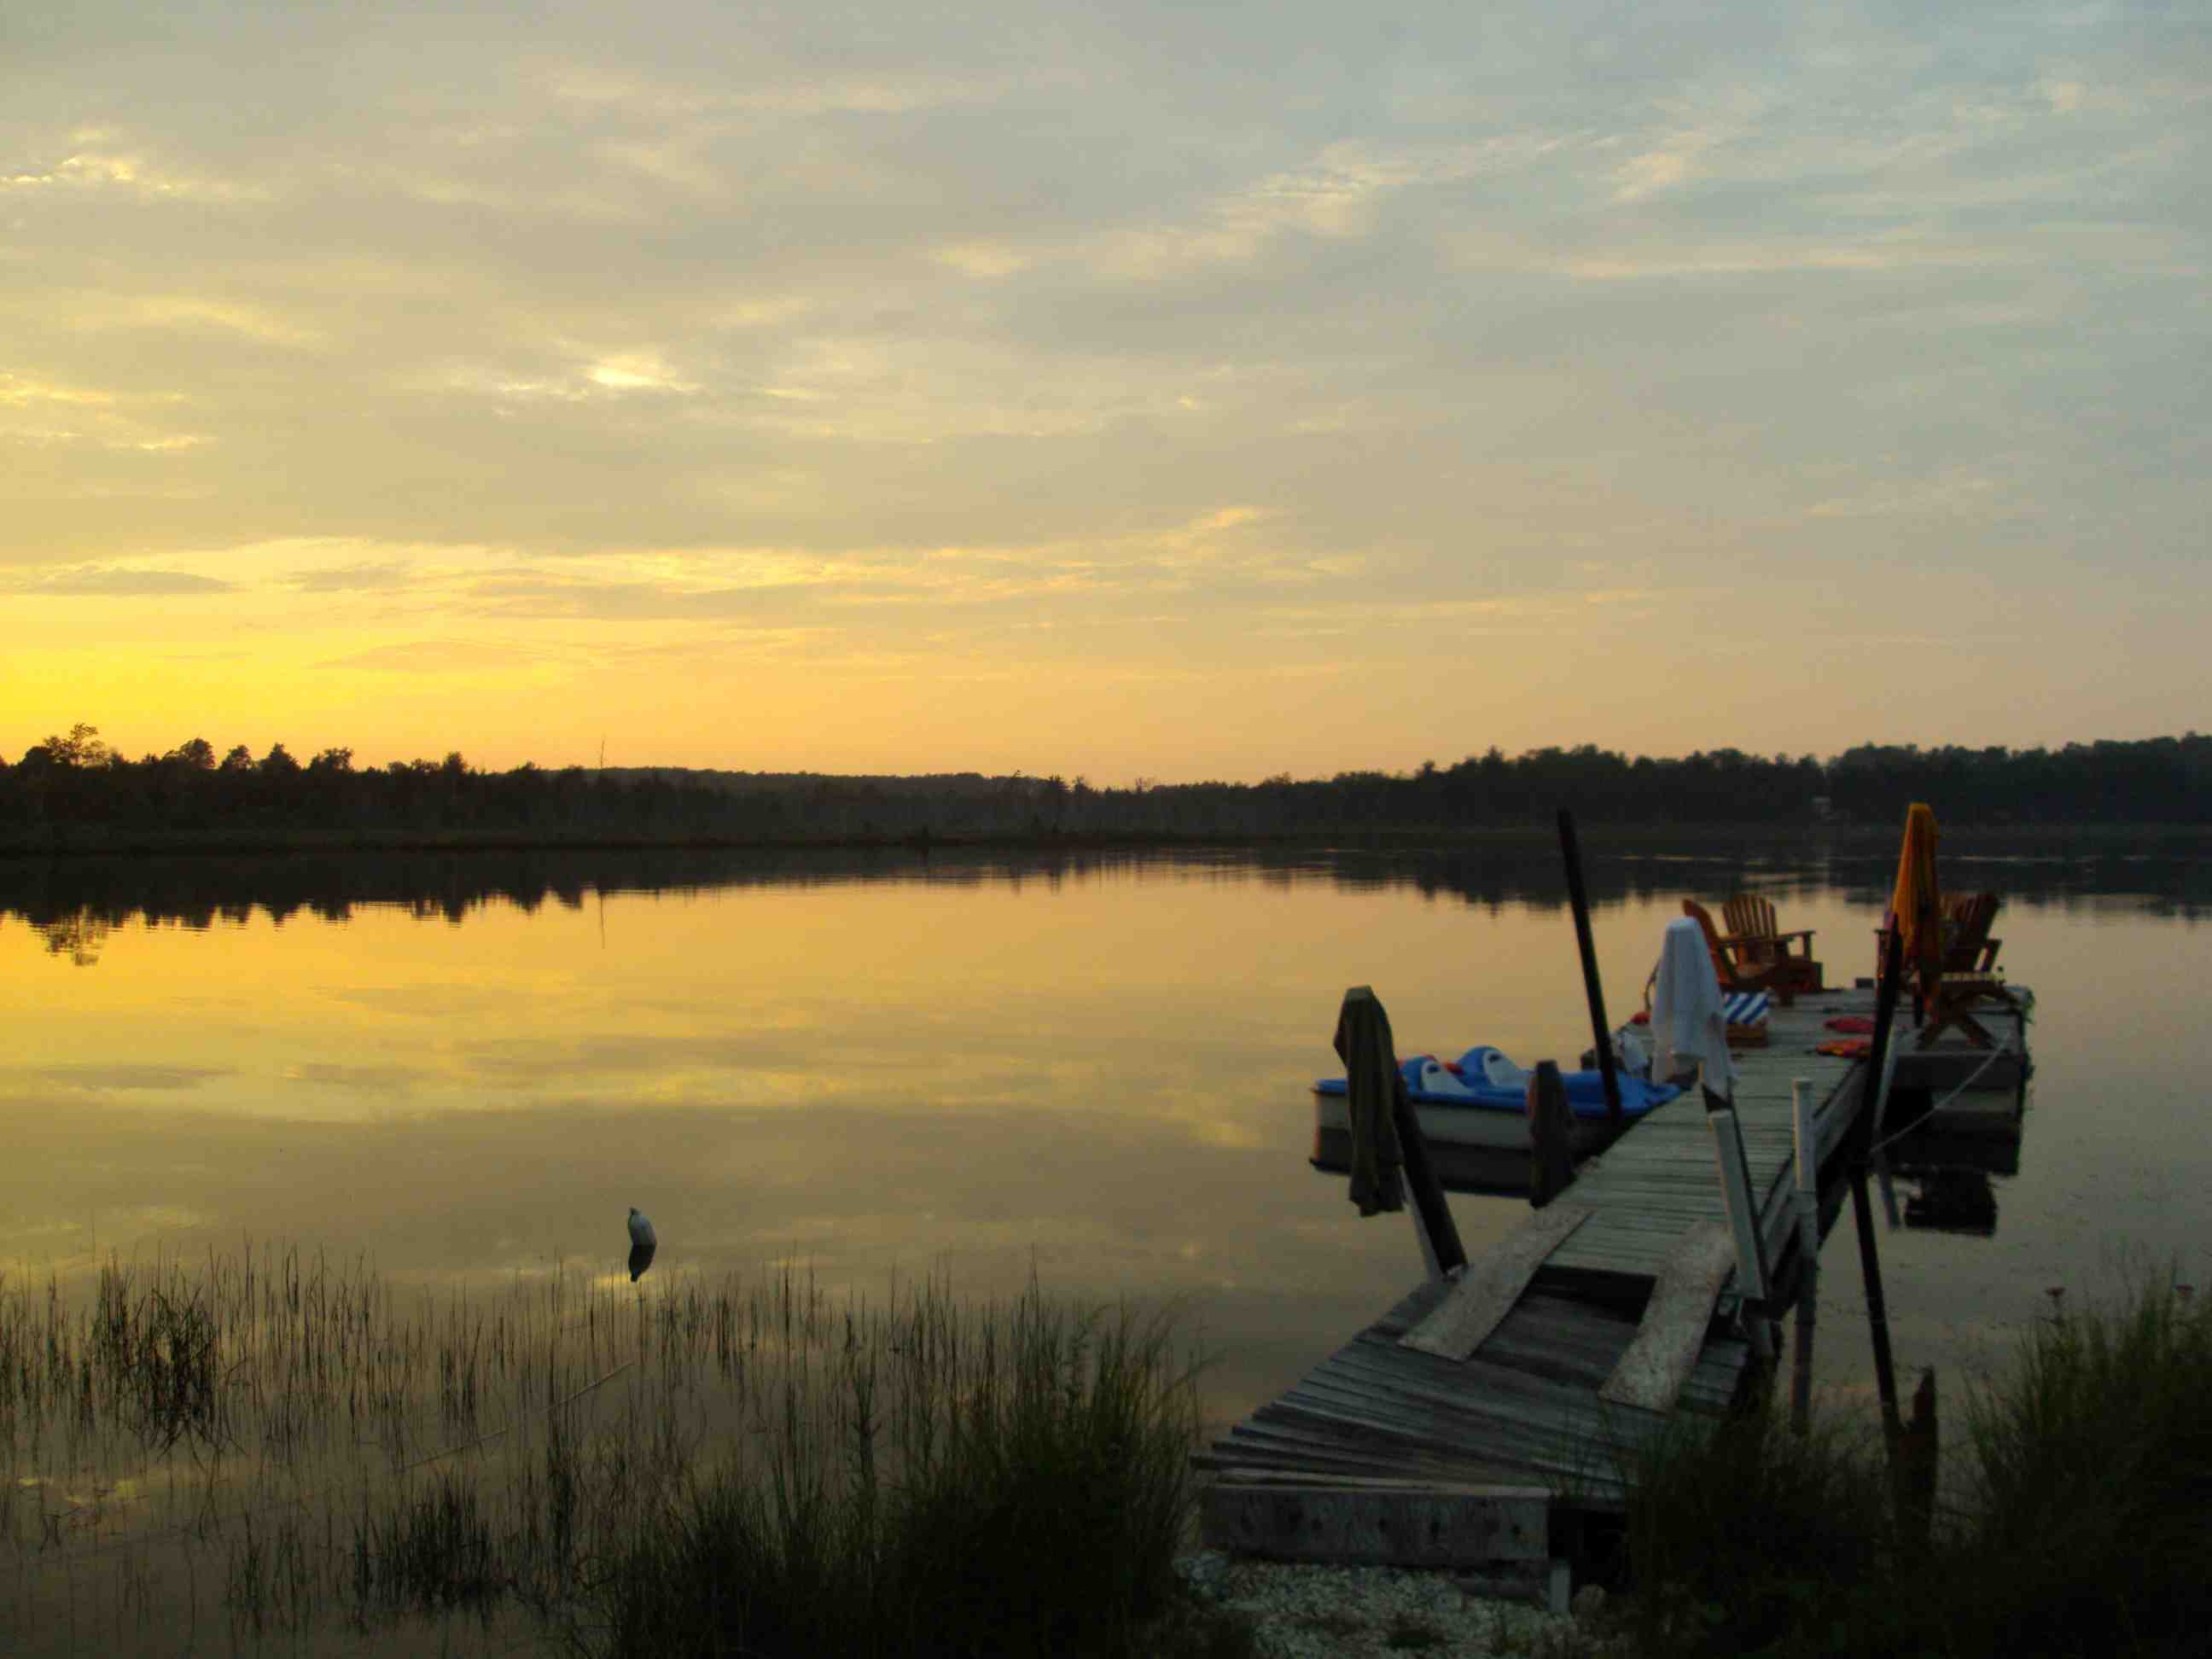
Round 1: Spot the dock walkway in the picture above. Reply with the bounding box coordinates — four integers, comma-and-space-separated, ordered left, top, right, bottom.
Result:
1199, 986, 2022, 1532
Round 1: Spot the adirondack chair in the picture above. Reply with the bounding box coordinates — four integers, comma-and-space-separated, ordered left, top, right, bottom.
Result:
1678, 899, 1805, 1006
1876, 891, 2011, 1045
1918, 967, 2018, 1047
1917, 893, 2014, 1046
1940, 891, 2002, 974
1720, 894, 1825, 996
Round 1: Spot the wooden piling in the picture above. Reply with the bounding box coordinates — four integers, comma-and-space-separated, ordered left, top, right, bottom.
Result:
1897, 1369, 1940, 1545
1557, 809, 1623, 1127
1527, 1061, 1576, 1209
1393, 1068, 1468, 1279
1851, 1167, 1904, 1447
1790, 1078, 1819, 1435
1855, 929, 1908, 1445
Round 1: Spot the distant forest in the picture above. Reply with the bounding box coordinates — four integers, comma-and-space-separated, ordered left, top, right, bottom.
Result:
1, 725, 2206, 848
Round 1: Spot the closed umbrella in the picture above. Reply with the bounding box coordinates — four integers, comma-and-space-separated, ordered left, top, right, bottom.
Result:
1887, 803, 1944, 993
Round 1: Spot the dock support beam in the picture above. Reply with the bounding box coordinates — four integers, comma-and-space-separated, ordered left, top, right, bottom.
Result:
1851, 1169, 1904, 1451
1855, 931, 1908, 1445
1528, 1062, 1575, 1209
1557, 809, 1623, 1128
1790, 1077, 1820, 1435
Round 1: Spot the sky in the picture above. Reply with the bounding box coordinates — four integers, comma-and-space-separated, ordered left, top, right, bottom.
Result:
3, 0, 2205, 783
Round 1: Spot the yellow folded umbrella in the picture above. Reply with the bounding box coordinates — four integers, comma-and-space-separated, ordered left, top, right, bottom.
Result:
1887, 802, 1944, 990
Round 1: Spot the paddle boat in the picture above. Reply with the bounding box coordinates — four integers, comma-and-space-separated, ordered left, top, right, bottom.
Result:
1311, 1045, 1681, 1183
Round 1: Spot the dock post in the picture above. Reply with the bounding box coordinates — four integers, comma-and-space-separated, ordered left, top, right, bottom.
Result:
1556, 809, 1623, 1128
1394, 1074, 1468, 1281
1854, 930, 1908, 1447
1706, 1102, 1776, 1365
1850, 1168, 1904, 1449
1790, 1078, 1819, 1435
1528, 1062, 1575, 1209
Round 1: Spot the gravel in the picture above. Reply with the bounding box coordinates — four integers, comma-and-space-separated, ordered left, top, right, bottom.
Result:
1173, 1551, 1599, 1658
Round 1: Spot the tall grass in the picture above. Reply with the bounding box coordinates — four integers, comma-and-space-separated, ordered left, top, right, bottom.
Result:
601, 1287, 1203, 1656
1612, 1274, 2212, 1659
0, 1248, 1210, 1656
1947, 1277, 2212, 1656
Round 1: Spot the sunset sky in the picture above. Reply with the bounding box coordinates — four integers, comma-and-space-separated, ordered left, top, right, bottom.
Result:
4, 0, 2204, 782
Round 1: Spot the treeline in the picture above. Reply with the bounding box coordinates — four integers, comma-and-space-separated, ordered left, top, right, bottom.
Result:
1, 725, 2206, 847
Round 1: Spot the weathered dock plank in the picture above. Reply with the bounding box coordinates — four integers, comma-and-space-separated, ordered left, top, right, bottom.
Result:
1598, 1222, 1736, 1411
1400, 1204, 1595, 1359
1202, 1481, 1550, 1568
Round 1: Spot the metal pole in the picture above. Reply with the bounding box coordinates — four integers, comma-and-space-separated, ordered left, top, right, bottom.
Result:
1557, 809, 1622, 1128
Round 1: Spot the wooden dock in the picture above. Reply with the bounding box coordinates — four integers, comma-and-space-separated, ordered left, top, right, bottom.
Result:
1200, 983, 2031, 1569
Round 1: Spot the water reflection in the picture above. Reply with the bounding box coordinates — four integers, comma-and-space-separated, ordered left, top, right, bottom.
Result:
1901, 1167, 2001, 1237
2, 837, 2209, 1453
1885, 1087, 2031, 1237
3, 829, 2206, 963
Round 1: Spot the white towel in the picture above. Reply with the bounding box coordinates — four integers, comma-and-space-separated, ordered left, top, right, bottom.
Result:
1650, 917, 1737, 1098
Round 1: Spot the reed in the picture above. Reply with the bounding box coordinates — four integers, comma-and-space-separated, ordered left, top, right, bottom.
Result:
0, 1248, 1217, 1656
1608, 1273, 2212, 1659
598, 1284, 1204, 1656
1946, 1275, 2212, 1656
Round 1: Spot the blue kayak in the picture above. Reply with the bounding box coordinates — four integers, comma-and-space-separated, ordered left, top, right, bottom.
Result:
1314, 1045, 1680, 1121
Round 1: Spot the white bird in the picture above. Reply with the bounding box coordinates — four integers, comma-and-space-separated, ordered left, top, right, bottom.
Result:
627, 1207, 657, 1249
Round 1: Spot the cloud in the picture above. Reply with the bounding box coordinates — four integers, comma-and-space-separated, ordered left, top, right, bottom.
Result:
317, 640, 544, 672
1, 146, 269, 202
1803, 471, 2017, 522
282, 1062, 426, 1092
288, 560, 416, 592
14, 565, 235, 595
34, 1064, 233, 1091
53, 294, 323, 346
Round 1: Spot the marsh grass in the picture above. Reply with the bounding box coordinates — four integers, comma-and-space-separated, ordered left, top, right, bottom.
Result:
597, 1285, 1205, 1656
1613, 1275, 2212, 1658
0, 1247, 1213, 1657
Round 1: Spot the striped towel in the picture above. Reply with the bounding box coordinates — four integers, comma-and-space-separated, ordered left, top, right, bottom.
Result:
1722, 992, 1772, 1027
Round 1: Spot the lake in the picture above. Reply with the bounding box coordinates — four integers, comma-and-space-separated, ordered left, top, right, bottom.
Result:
8, 835, 2208, 1415
3, 833, 2209, 1650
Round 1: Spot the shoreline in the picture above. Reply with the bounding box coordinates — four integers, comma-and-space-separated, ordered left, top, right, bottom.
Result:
3, 819, 2203, 861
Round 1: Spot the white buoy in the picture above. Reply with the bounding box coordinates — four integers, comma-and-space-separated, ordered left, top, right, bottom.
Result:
627, 1207, 657, 1249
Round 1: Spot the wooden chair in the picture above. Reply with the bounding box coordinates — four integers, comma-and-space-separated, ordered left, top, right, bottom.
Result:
1917, 893, 2013, 1047
1720, 894, 1825, 996
1940, 892, 2002, 975
1679, 899, 1806, 1006
1918, 970, 2018, 1048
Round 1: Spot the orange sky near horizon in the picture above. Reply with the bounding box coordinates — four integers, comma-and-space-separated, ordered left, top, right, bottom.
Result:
4, 2, 2204, 784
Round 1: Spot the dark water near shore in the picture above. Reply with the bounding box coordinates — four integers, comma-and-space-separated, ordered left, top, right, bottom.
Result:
4, 831, 2209, 1429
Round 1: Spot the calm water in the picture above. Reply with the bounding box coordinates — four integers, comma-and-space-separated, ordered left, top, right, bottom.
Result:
5, 836, 2209, 1429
